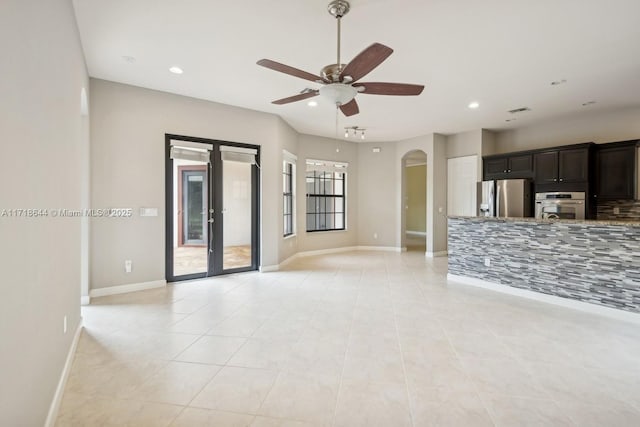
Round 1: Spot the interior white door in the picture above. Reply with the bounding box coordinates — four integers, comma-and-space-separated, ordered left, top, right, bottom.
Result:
447, 155, 478, 216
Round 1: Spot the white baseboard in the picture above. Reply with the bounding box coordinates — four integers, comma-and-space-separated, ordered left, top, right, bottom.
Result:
297, 246, 360, 258
356, 246, 403, 252
44, 320, 83, 427
89, 280, 166, 298
447, 274, 640, 324
261, 246, 403, 272
426, 251, 448, 258
80, 295, 90, 306
406, 230, 427, 237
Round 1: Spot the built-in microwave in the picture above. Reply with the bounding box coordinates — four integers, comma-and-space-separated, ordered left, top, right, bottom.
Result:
535, 192, 586, 220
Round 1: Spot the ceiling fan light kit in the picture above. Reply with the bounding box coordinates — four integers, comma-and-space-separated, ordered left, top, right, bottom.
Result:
320, 84, 358, 106
257, 0, 424, 118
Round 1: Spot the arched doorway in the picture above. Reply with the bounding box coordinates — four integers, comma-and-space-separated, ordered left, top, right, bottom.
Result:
401, 150, 427, 252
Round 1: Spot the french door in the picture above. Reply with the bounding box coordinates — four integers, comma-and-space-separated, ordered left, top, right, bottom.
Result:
165, 134, 260, 281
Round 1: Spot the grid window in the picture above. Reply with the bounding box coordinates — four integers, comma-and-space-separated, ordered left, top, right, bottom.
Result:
283, 161, 294, 237
305, 170, 346, 232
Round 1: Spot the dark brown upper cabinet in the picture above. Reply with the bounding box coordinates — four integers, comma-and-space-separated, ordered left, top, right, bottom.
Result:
483, 154, 533, 180
594, 141, 637, 200
534, 147, 589, 183
534, 151, 558, 183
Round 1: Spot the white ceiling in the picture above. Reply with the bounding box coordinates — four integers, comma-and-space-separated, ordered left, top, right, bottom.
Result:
73, 0, 640, 142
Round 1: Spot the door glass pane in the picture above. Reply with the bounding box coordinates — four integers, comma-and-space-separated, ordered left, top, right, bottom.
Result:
222, 157, 253, 270
173, 160, 208, 276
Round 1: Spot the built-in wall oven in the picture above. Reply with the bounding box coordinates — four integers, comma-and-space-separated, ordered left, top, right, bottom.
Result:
535, 192, 586, 220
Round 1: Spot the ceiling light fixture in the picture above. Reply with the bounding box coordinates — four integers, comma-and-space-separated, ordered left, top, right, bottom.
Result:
468, 101, 480, 109
169, 66, 183, 74
319, 84, 358, 106
307, 100, 318, 107
344, 126, 366, 140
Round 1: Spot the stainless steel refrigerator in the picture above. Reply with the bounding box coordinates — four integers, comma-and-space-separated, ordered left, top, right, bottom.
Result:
478, 179, 532, 218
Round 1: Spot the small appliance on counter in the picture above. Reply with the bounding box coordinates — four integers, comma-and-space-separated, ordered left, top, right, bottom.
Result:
535, 192, 586, 220
478, 179, 533, 218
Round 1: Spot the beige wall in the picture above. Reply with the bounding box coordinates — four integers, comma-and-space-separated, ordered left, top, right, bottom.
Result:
406, 165, 427, 232
0, 0, 88, 425
90, 79, 283, 288
357, 142, 398, 248
276, 119, 299, 263
431, 134, 448, 254
295, 134, 359, 252
495, 107, 640, 153
481, 129, 498, 157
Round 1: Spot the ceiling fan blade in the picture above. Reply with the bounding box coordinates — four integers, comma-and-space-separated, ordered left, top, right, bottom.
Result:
257, 59, 325, 83
340, 43, 394, 83
272, 91, 319, 105
339, 99, 359, 117
353, 82, 424, 96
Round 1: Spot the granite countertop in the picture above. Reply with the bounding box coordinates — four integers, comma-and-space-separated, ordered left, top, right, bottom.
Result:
447, 215, 640, 227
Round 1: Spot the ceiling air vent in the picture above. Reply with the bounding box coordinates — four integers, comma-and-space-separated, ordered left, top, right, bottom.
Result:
508, 107, 531, 114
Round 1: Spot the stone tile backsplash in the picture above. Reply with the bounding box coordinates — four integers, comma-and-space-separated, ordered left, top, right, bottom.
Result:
597, 200, 640, 220
448, 217, 640, 313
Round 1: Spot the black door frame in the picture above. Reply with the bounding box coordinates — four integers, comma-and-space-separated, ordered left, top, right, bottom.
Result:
165, 134, 260, 282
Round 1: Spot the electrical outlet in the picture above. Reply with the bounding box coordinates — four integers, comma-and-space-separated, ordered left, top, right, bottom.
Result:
125, 260, 132, 273
613, 207, 620, 215
484, 257, 491, 267
63, 315, 67, 334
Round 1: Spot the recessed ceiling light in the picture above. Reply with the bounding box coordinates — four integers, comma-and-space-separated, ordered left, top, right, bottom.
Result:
582, 101, 597, 106
468, 101, 480, 109
307, 100, 318, 107
122, 55, 136, 63
550, 79, 567, 86
169, 66, 183, 74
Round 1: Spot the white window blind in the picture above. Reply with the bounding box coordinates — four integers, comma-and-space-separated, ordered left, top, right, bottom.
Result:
306, 159, 349, 173
169, 140, 212, 163
220, 146, 258, 164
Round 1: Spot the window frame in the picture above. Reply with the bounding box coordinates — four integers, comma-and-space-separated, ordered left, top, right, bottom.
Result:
305, 168, 346, 233
283, 160, 295, 237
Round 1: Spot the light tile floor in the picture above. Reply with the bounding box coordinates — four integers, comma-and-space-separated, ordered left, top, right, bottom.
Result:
174, 245, 252, 276
56, 251, 640, 426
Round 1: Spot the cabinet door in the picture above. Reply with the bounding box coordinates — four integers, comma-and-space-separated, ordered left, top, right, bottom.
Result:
508, 154, 533, 177
534, 151, 558, 183
595, 145, 635, 199
484, 157, 508, 180
559, 148, 589, 183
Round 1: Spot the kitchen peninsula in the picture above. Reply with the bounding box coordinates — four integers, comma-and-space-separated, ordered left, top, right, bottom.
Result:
447, 216, 640, 315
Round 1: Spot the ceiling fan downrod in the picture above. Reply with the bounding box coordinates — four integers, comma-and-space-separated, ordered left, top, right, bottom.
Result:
328, 0, 350, 72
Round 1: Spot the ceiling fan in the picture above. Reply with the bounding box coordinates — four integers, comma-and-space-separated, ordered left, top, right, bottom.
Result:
257, 0, 424, 117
